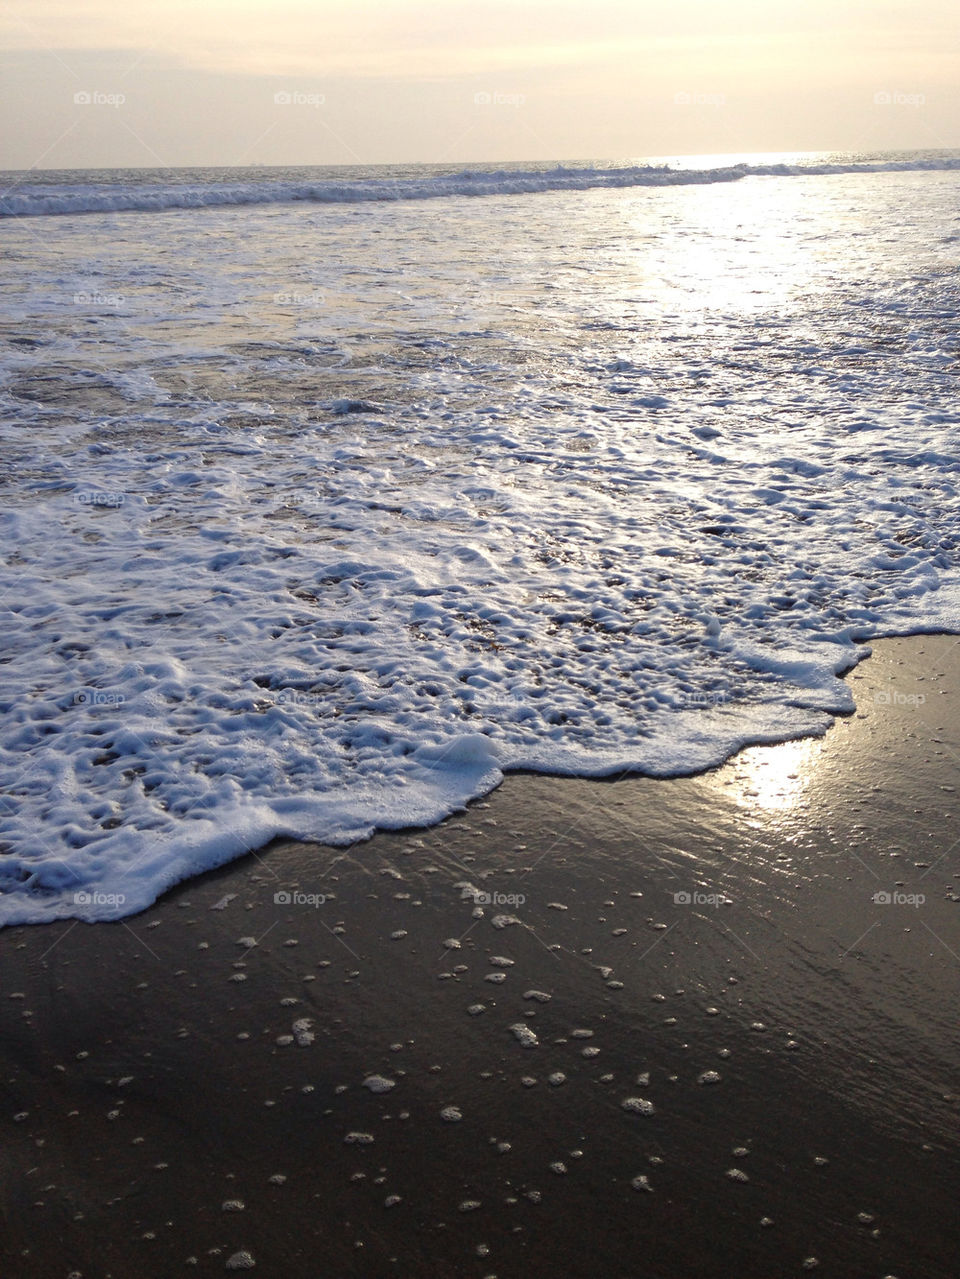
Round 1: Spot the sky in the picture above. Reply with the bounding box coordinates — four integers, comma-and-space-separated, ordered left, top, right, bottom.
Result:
0, 0, 957, 169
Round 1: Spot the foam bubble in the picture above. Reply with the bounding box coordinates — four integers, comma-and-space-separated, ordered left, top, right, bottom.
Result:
510, 1024, 539, 1049
621, 1097, 656, 1115
363, 1075, 395, 1093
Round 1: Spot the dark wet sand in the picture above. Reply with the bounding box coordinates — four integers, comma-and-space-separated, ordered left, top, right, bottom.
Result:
2, 635, 959, 1279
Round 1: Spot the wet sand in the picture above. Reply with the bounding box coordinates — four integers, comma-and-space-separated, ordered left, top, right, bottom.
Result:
2, 635, 959, 1279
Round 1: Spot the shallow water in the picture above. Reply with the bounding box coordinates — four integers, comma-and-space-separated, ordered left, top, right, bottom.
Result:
1, 157, 960, 923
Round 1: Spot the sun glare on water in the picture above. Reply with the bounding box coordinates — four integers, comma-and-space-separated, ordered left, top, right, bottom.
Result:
726, 738, 824, 813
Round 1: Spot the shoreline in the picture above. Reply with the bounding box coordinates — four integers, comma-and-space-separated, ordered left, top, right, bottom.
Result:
2, 633, 959, 1278
9, 621, 960, 933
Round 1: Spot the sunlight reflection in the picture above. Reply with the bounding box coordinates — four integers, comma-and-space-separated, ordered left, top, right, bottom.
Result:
617, 160, 865, 317
641, 151, 830, 171
727, 737, 823, 812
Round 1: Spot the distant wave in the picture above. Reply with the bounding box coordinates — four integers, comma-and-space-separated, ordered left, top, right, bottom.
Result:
3, 157, 960, 219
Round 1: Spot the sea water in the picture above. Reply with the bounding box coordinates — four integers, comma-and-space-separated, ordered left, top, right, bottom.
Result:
1, 151, 958, 924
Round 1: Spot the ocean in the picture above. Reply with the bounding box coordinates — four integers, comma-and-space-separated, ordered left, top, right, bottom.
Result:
1, 150, 959, 925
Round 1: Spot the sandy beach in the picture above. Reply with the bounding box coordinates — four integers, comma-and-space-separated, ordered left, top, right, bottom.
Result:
2, 633, 959, 1278
5, 5, 960, 1276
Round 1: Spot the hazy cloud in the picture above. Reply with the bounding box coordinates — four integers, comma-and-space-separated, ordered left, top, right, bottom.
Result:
1, 0, 957, 167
